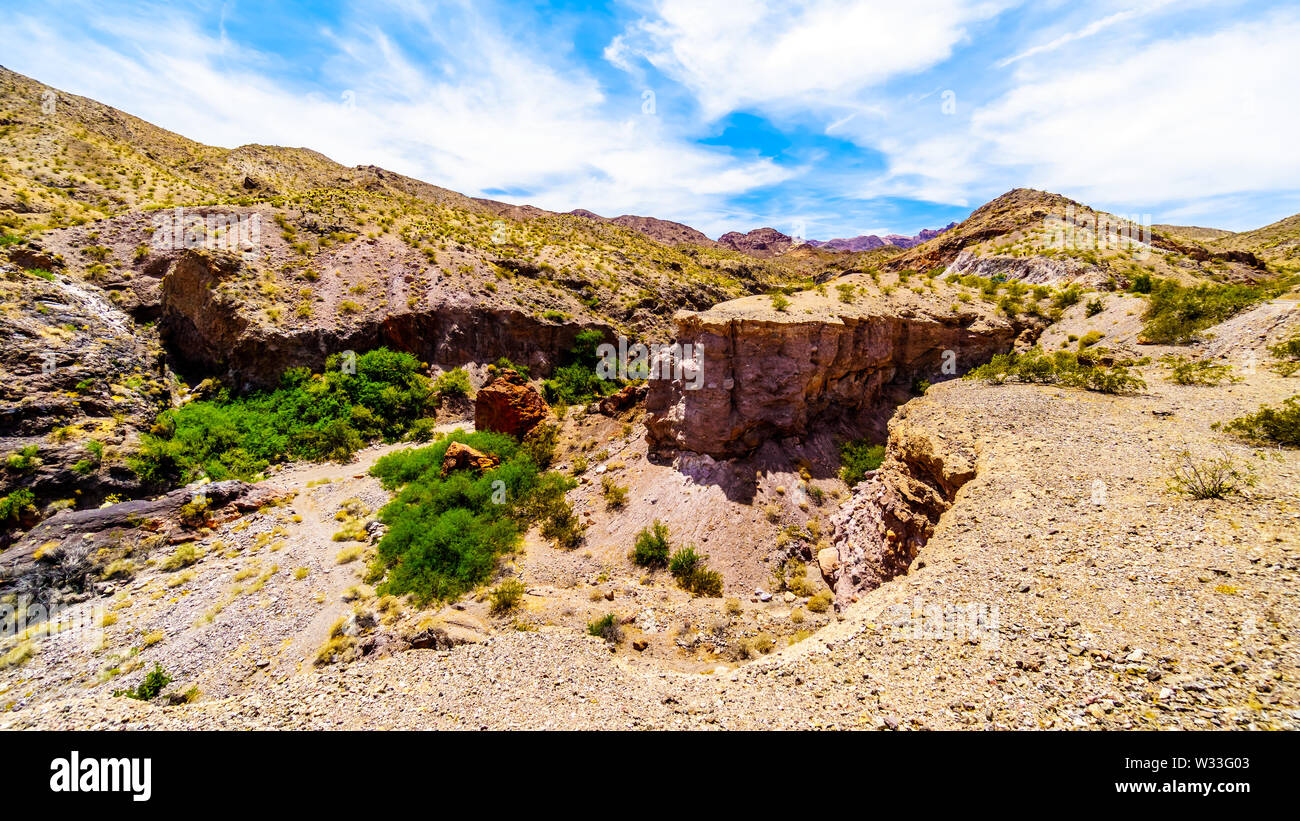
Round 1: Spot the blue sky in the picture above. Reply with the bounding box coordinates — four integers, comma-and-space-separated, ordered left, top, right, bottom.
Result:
6, 0, 1300, 239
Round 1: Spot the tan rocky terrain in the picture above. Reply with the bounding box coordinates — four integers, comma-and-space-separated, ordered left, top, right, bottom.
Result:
4, 304, 1296, 729
886, 188, 1274, 287
2, 69, 1299, 732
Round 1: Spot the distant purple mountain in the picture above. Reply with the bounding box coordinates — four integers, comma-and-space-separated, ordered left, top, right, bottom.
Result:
806, 222, 958, 251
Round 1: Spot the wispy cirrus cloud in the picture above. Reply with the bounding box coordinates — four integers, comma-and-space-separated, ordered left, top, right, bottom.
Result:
994, 0, 1175, 67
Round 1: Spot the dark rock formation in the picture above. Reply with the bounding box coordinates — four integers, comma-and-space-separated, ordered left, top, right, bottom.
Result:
474, 370, 548, 439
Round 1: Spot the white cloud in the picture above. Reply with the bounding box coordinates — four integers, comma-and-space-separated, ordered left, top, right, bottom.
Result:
851, 8, 1300, 223
969, 11, 1300, 206
611, 0, 1012, 119
3, 1, 792, 236
994, 1, 1174, 67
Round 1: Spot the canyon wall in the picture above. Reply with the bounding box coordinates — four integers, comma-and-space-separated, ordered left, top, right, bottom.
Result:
826, 401, 978, 607
644, 295, 1020, 458
159, 250, 609, 390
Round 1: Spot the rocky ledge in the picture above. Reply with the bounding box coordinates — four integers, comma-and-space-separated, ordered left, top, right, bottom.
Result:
645, 281, 1029, 458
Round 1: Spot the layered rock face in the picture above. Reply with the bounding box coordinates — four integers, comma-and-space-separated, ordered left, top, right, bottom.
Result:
0, 253, 169, 518
159, 250, 604, 390
826, 404, 977, 607
943, 249, 1101, 286
645, 291, 1019, 458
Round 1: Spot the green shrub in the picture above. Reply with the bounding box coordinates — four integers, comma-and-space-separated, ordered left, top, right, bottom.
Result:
1167, 450, 1255, 499
668, 545, 723, 597
1161, 355, 1238, 386
1140, 279, 1270, 344
522, 423, 558, 468
1268, 333, 1300, 376
587, 613, 623, 643
632, 520, 671, 568
492, 357, 530, 378
366, 430, 577, 603
600, 476, 628, 510
5, 445, 41, 472
839, 439, 885, 486
966, 349, 1145, 395
113, 664, 172, 701
1077, 330, 1104, 348
1219, 396, 1300, 447
542, 330, 618, 405
129, 348, 433, 485
1084, 298, 1105, 317
807, 590, 833, 613
0, 488, 35, 524
160, 543, 202, 572
432, 367, 472, 398
407, 417, 441, 442
1052, 285, 1082, 309
489, 578, 526, 614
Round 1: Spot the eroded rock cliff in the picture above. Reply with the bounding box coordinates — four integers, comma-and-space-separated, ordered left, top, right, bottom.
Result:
826, 400, 978, 607
645, 281, 1024, 458
159, 249, 608, 389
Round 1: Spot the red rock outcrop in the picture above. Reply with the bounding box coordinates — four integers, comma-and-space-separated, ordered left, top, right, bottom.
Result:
596, 383, 647, 416
440, 441, 501, 475
474, 370, 548, 439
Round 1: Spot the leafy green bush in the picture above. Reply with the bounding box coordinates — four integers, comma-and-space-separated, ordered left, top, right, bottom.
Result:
1128, 272, 1153, 294
5, 445, 40, 472
406, 417, 441, 442
1268, 333, 1300, 376
542, 329, 618, 405
1219, 396, 1300, 447
129, 348, 433, 485
601, 476, 628, 509
1052, 285, 1082, 309
839, 439, 885, 486
1077, 330, 1104, 348
489, 578, 526, 614
113, 663, 172, 701
491, 357, 530, 378
367, 430, 576, 604
1161, 355, 1238, 386
0, 488, 35, 525
668, 545, 723, 597
587, 613, 623, 643
632, 519, 671, 568
1084, 297, 1105, 317
1140, 279, 1270, 344
432, 367, 472, 398
966, 349, 1146, 394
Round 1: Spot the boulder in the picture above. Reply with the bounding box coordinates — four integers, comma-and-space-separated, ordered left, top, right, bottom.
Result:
440, 441, 501, 475
817, 546, 840, 578
596, 383, 647, 416
474, 370, 548, 438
